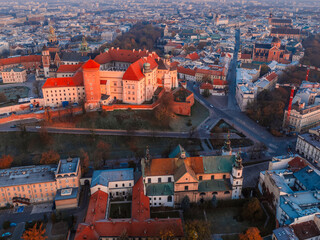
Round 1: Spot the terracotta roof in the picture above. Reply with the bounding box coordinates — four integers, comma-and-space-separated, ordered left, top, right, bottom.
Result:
240, 53, 252, 59
186, 52, 200, 61
94, 48, 157, 65
265, 72, 278, 82
42, 70, 84, 88
288, 157, 308, 172
85, 190, 108, 224
0, 55, 42, 66
82, 59, 100, 69
200, 83, 213, 89
177, 66, 196, 76
56, 63, 83, 73
196, 68, 224, 77
291, 221, 320, 239
132, 177, 150, 221
170, 61, 180, 67
122, 55, 158, 81
213, 79, 228, 86
75, 218, 184, 240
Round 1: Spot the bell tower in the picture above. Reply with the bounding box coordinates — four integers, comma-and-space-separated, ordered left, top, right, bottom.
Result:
230, 152, 243, 199
222, 131, 232, 156
42, 45, 50, 78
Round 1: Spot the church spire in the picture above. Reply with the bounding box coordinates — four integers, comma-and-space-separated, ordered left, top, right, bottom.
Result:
222, 131, 232, 155
235, 149, 243, 169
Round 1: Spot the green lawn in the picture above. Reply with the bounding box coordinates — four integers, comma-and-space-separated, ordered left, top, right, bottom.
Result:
57, 100, 209, 133
0, 132, 203, 167
0, 86, 30, 107
109, 202, 131, 218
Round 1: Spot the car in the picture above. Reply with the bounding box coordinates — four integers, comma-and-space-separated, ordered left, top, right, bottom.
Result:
35, 126, 41, 129
10, 223, 16, 227
10, 125, 16, 128
210, 104, 213, 108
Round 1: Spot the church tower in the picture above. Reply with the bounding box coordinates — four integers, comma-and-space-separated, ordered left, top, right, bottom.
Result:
79, 36, 89, 55
42, 45, 50, 78
230, 152, 243, 199
222, 132, 232, 155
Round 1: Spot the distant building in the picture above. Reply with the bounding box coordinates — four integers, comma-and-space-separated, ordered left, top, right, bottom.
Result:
268, 13, 293, 27
270, 28, 301, 40
1, 65, 27, 83
0, 158, 81, 209
253, 37, 291, 64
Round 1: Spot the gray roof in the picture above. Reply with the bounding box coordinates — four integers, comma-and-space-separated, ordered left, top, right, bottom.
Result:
0, 165, 56, 188
91, 168, 134, 188
61, 52, 89, 62
57, 158, 79, 174
55, 187, 79, 201
273, 227, 298, 240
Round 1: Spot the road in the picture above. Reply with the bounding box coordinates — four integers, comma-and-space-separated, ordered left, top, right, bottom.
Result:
187, 28, 297, 157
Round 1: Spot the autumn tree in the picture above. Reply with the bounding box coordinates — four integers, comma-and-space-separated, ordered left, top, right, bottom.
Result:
40, 150, 60, 165
184, 220, 211, 240
0, 155, 13, 169
22, 223, 47, 240
80, 149, 90, 174
93, 140, 111, 169
239, 227, 263, 240
241, 198, 264, 222
160, 229, 175, 240
154, 92, 174, 128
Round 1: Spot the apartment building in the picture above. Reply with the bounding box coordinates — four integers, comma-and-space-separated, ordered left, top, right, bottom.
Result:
1, 65, 27, 83
0, 157, 81, 208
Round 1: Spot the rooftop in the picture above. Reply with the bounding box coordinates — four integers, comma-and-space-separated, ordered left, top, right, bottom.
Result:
91, 168, 134, 188
57, 157, 80, 175
55, 187, 79, 201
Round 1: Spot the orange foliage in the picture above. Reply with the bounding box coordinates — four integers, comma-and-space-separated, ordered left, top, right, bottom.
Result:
40, 150, 60, 165
0, 155, 13, 169
239, 227, 263, 240
22, 223, 47, 240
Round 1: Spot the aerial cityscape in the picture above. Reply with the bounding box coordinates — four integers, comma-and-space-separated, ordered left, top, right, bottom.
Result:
0, 0, 319, 239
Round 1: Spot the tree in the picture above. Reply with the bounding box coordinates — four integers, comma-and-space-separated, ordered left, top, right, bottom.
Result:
0, 155, 13, 169
0, 92, 7, 103
40, 150, 60, 165
33, 81, 42, 97
239, 227, 263, 240
241, 198, 264, 222
202, 88, 211, 98
154, 92, 174, 128
160, 229, 175, 240
259, 64, 270, 77
181, 195, 190, 210
80, 149, 90, 174
22, 223, 47, 240
184, 220, 211, 240
93, 141, 111, 169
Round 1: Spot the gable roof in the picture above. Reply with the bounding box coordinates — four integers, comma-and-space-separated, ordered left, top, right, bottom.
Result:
132, 177, 150, 221
85, 190, 108, 224
91, 168, 134, 188
56, 63, 83, 73
145, 182, 174, 196
202, 156, 235, 174
82, 59, 100, 69
0, 55, 41, 67
186, 52, 200, 61
42, 70, 84, 89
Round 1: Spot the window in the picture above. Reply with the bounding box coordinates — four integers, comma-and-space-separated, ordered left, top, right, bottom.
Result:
122, 184, 125, 187
168, 177, 172, 182
211, 175, 215, 180
185, 186, 189, 191
129, 183, 131, 186
158, 178, 161, 183
224, 191, 230, 194
159, 197, 161, 200
238, 172, 240, 176
223, 175, 226, 179
148, 178, 151, 183
199, 176, 203, 180
115, 184, 118, 187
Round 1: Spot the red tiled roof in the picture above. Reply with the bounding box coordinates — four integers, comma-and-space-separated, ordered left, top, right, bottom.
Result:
85, 190, 108, 224
196, 68, 225, 77
200, 83, 213, 90
122, 55, 158, 81
288, 157, 308, 172
213, 79, 228, 86
170, 61, 180, 67
82, 59, 100, 69
42, 70, 84, 89
186, 52, 200, 61
0, 55, 42, 66
177, 66, 196, 76
74, 177, 184, 240
56, 63, 83, 73
94, 48, 157, 65
265, 72, 278, 82
132, 177, 150, 221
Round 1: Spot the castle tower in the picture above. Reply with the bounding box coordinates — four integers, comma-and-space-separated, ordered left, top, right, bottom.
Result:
222, 131, 232, 156
42, 45, 50, 78
82, 59, 101, 109
230, 151, 243, 199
